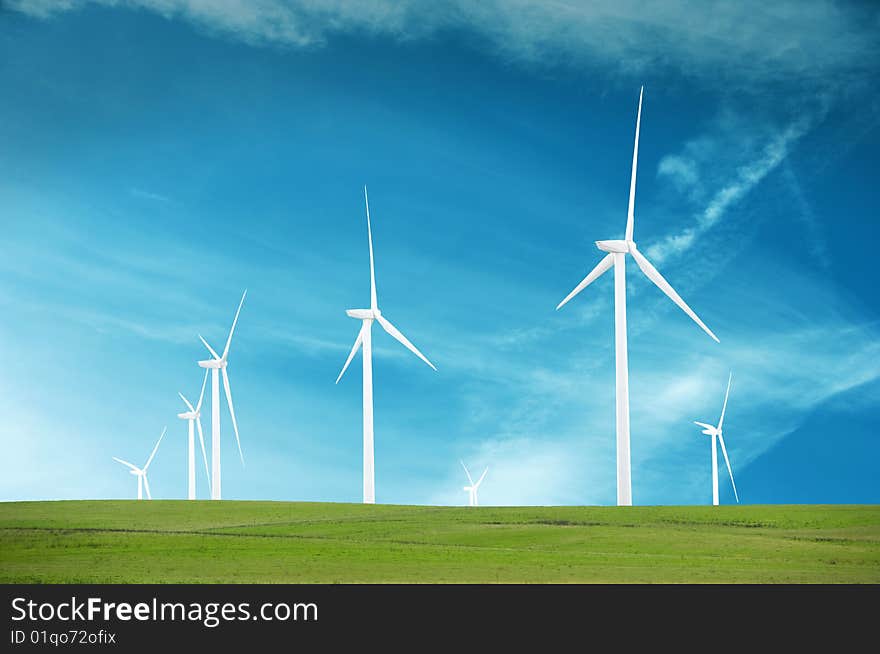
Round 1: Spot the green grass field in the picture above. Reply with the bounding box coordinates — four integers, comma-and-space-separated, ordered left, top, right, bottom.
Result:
1, 501, 878, 583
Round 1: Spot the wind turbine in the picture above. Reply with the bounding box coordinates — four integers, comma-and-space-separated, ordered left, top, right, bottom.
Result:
336, 186, 437, 504
113, 427, 166, 500
460, 460, 488, 507
177, 369, 211, 500
198, 290, 246, 500
555, 87, 719, 506
694, 371, 739, 506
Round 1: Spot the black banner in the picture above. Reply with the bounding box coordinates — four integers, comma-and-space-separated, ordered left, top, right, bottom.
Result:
2, 584, 875, 649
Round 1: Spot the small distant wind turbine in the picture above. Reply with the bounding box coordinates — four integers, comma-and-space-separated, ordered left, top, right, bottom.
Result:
555, 86, 719, 506
113, 427, 166, 500
336, 186, 437, 504
694, 372, 739, 506
198, 290, 247, 500
177, 369, 211, 500
460, 460, 488, 507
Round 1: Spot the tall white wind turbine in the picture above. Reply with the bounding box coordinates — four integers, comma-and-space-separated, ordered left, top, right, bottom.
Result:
177, 369, 211, 500
113, 427, 166, 500
460, 460, 488, 507
555, 87, 719, 506
694, 372, 739, 506
198, 290, 246, 500
336, 186, 437, 504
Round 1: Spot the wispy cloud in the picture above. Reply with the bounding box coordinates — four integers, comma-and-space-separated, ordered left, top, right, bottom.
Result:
781, 162, 830, 269
648, 113, 816, 263
9, 1, 878, 92
129, 187, 172, 203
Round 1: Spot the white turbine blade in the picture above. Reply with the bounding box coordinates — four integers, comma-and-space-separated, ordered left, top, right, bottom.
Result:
335, 326, 365, 384
718, 433, 739, 503
144, 427, 166, 470
199, 335, 222, 360
222, 367, 244, 466
178, 392, 195, 413
629, 247, 719, 342
196, 416, 211, 489
460, 460, 474, 486
142, 473, 152, 500
365, 186, 378, 311
376, 314, 437, 371
196, 368, 209, 412
475, 467, 489, 488
718, 371, 733, 429
625, 86, 644, 241
556, 253, 614, 310
113, 457, 139, 472
222, 289, 247, 360
693, 421, 716, 432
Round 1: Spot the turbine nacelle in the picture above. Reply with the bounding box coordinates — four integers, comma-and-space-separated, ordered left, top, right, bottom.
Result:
197, 357, 226, 369
178, 411, 199, 420
596, 239, 636, 254
346, 308, 380, 320
694, 421, 719, 437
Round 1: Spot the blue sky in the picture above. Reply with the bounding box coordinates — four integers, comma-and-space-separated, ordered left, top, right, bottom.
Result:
1, 1, 878, 505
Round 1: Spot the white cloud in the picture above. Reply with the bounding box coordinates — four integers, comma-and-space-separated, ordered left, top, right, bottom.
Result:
657, 155, 699, 195
648, 112, 817, 264
9, 1, 878, 92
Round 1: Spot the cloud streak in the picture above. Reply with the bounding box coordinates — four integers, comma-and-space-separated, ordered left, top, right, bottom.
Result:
648, 115, 815, 263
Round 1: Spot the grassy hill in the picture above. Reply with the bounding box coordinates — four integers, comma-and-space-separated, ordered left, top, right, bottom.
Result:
1, 501, 877, 583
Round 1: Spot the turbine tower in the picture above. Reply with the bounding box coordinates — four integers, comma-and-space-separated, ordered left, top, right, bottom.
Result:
336, 186, 437, 504
556, 87, 719, 506
177, 369, 211, 500
113, 427, 166, 500
694, 371, 739, 506
198, 290, 246, 500
460, 460, 488, 507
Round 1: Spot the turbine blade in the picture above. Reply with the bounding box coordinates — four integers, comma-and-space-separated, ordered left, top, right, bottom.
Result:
222, 289, 247, 360
556, 253, 614, 310
693, 421, 716, 434
376, 314, 437, 371
142, 473, 152, 500
718, 371, 733, 429
196, 416, 211, 491
199, 335, 222, 360
475, 467, 489, 488
113, 457, 139, 471
718, 433, 739, 503
178, 392, 195, 413
625, 86, 644, 241
365, 186, 378, 311
222, 367, 244, 466
196, 368, 209, 412
629, 247, 719, 342
460, 460, 474, 486
144, 427, 166, 470
335, 325, 365, 384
